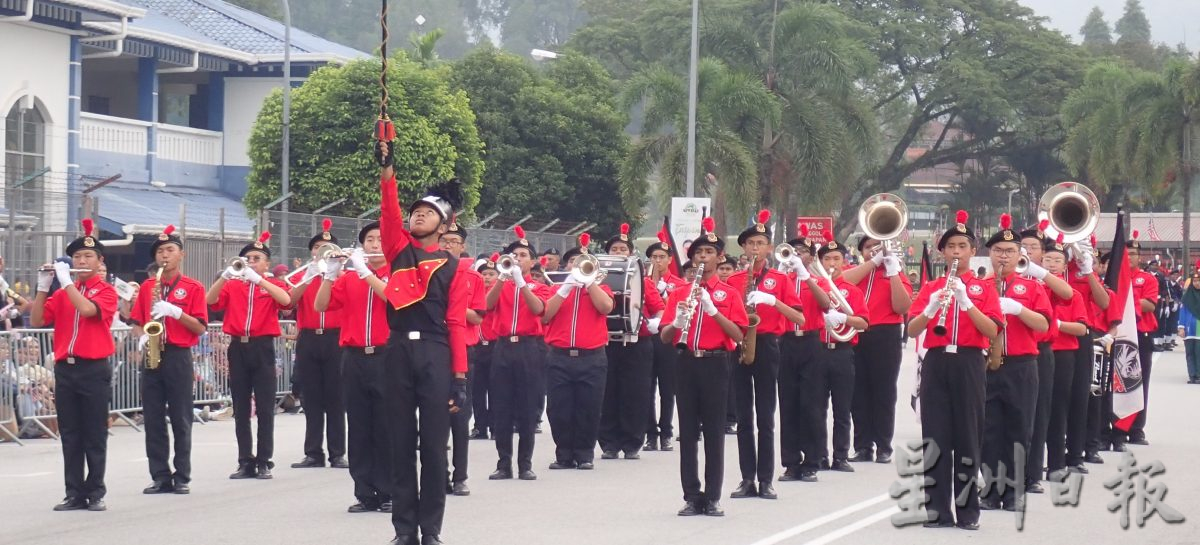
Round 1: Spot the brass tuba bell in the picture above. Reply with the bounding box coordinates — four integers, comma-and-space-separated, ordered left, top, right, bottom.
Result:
1038, 182, 1099, 246
858, 193, 908, 256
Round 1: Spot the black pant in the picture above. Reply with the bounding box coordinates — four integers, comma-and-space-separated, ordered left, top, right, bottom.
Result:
546, 348, 608, 464
450, 346, 483, 484
229, 337, 276, 466
779, 334, 818, 470
1026, 343, 1054, 482
1069, 332, 1094, 465
344, 347, 391, 505
55, 358, 111, 501
599, 338, 653, 454
385, 337, 452, 538
981, 355, 1038, 504
143, 347, 194, 485
297, 329, 345, 461
469, 343, 493, 433
1129, 332, 1154, 440
802, 343, 855, 469
490, 338, 542, 472
733, 334, 779, 483
1047, 349, 1076, 474
920, 347, 985, 526
851, 324, 903, 456
676, 351, 730, 504
646, 335, 677, 441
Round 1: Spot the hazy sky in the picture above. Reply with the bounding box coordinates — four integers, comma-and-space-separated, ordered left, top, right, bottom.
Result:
1019, 0, 1198, 50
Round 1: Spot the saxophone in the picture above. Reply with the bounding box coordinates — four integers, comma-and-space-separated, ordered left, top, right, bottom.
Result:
144, 266, 165, 369
739, 256, 762, 365
674, 263, 706, 350
986, 264, 1006, 371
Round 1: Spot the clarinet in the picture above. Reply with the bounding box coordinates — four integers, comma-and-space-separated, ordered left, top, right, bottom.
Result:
932, 258, 959, 336
674, 263, 706, 350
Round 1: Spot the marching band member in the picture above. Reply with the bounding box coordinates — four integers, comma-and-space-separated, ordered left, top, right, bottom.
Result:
599, 224, 666, 460
290, 219, 347, 470
31, 219, 118, 512
777, 226, 831, 483
470, 257, 500, 440
207, 231, 292, 481
644, 231, 683, 453
543, 234, 614, 470
979, 214, 1051, 512
1070, 236, 1112, 466
486, 226, 553, 482
1040, 236, 1089, 482
907, 210, 1002, 530
659, 217, 748, 518
727, 210, 804, 500
314, 222, 393, 513
800, 232, 868, 479
133, 225, 208, 495
441, 220, 486, 496
840, 231, 912, 465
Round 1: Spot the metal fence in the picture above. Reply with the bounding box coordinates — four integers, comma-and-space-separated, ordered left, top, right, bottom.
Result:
0, 321, 298, 445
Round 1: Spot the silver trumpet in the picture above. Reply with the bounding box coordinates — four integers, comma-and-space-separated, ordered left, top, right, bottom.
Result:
496, 253, 518, 277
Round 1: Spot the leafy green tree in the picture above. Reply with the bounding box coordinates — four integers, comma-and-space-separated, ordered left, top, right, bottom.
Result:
1114, 0, 1156, 68
1080, 7, 1113, 55
1062, 62, 1138, 203
244, 55, 485, 217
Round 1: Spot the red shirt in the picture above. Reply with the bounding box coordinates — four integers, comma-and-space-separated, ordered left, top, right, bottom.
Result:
909, 271, 1003, 350
458, 263, 487, 348
1095, 286, 1117, 332
650, 271, 687, 296
1051, 287, 1087, 351
326, 266, 391, 348
787, 272, 829, 333
212, 278, 289, 337
1067, 264, 1106, 331
998, 273, 1053, 357
822, 276, 867, 345
851, 264, 913, 326
1131, 269, 1160, 333
478, 299, 499, 342
544, 284, 615, 349
728, 267, 801, 336
638, 277, 667, 337
287, 269, 343, 331
42, 276, 119, 361
490, 275, 553, 338
132, 272, 208, 348
660, 274, 749, 351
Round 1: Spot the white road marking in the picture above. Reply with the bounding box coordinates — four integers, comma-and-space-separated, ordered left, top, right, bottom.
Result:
801, 506, 900, 545
747, 494, 891, 545
0, 472, 53, 478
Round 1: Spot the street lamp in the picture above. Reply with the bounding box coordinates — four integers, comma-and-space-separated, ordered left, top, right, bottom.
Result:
685, 0, 699, 198
280, 0, 292, 264
1007, 188, 1020, 218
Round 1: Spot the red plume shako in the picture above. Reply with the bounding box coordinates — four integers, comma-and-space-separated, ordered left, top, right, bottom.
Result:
985, 213, 1019, 247
445, 214, 467, 240
563, 232, 592, 263
503, 225, 535, 255
1046, 232, 1067, 255
149, 223, 183, 257
788, 223, 814, 252
240, 231, 273, 258
308, 218, 339, 251
605, 222, 632, 252
687, 216, 724, 259
817, 228, 845, 258
66, 218, 104, 256
937, 210, 976, 250
645, 226, 672, 258
737, 209, 773, 245
1127, 229, 1141, 250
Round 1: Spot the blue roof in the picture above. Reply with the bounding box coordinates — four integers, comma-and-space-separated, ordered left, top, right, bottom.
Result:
92, 181, 256, 236
121, 0, 367, 59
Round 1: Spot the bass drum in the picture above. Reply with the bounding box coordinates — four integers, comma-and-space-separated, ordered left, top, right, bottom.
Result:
594, 255, 644, 341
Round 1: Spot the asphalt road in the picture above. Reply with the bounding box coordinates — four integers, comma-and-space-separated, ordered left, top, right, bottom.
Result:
2, 347, 1196, 545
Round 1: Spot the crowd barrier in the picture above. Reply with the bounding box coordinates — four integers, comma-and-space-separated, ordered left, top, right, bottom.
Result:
0, 322, 298, 445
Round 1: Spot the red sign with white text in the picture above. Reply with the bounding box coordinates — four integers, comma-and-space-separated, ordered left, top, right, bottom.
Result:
796, 216, 835, 244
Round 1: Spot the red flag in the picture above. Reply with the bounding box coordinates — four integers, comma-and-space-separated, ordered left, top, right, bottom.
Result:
660, 216, 682, 277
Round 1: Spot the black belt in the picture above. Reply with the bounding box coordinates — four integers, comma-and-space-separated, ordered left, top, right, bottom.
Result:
500, 335, 537, 343
302, 327, 340, 335
163, 344, 191, 352
824, 342, 853, 350
395, 331, 447, 342
234, 335, 273, 344
682, 349, 728, 358
787, 330, 817, 337
59, 357, 106, 365
347, 346, 383, 355
478, 340, 492, 346
550, 346, 604, 357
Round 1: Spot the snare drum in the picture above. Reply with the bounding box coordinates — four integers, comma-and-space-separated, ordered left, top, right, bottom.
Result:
594, 255, 644, 340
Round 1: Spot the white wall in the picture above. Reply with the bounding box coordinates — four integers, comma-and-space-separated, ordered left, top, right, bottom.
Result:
0, 22, 71, 231
222, 77, 281, 167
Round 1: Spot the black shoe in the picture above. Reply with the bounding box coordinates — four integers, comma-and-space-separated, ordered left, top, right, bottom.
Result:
535, 423, 543, 434
143, 481, 174, 494
660, 436, 674, 451
601, 450, 619, 460
1026, 482, 1044, 494
389, 535, 418, 545
624, 450, 640, 460
1084, 452, 1104, 464
1002, 500, 1019, 512
445, 481, 453, 494
704, 501, 725, 516
549, 461, 576, 470
379, 500, 392, 513
848, 450, 873, 463
677, 501, 704, 516
421, 536, 444, 545
725, 424, 737, 435
489, 469, 512, 480
956, 521, 980, 531
819, 458, 831, 470
923, 520, 955, 528
1047, 469, 1071, 483
518, 469, 537, 480
256, 464, 273, 479
330, 456, 349, 468
86, 498, 107, 512
291, 456, 325, 468
875, 451, 893, 464
348, 501, 380, 513
730, 480, 758, 498
1188, 378, 1199, 384
452, 481, 470, 496
229, 464, 257, 479
469, 428, 489, 440
779, 468, 800, 482
979, 497, 1001, 511
644, 438, 658, 451
758, 482, 777, 499
1128, 437, 1148, 446
53, 497, 87, 511
799, 470, 818, 483
577, 462, 595, 470
1070, 464, 1090, 474
173, 482, 190, 495
831, 459, 855, 472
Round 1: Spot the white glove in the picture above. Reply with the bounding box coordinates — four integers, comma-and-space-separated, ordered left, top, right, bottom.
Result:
569, 268, 592, 287
1022, 258, 1049, 280
646, 316, 662, 334
870, 250, 885, 266
671, 304, 692, 329
242, 267, 263, 284
0, 274, 8, 294
512, 271, 527, 289
37, 267, 54, 293
922, 293, 942, 318
1076, 247, 1094, 275
699, 289, 719, 316
883, 255, 902, 278
746, 290, 777, 307
222, 265, 242, 281
999, 297, 1025, 316
5, 307, 19, 319
555, 278, 579, 299
137, 334, 150, 352
349, 248, 371, 279
152, 300, 184, 320
824, 309, 848, 327
789, 257, 811, 281
1099, 334, 1115, 350
656, 279, 669, 293
324, 257, 344, 280
53, 261, 72, 287
950, 278, 973, 311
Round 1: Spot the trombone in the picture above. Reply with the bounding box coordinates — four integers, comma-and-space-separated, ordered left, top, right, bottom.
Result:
807, 260, 857, 342
38, 265, 92, 273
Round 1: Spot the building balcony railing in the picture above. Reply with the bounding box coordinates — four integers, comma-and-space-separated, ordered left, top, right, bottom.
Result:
79, 112, 223, 166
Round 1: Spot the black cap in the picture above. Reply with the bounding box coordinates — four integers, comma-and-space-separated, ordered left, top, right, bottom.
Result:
240, 231, 272, 258
985, 214, 1019, 248
856, 235, 875, 253
562, 232, 591, 264
476, 256, 497, 274
358, 221, 381, 245
1044, 234, 1067, 256
686, 217, 723, 259
605, 223, 633, 253
737, 210, 772, 246
937, 210, 976, 250
65, 219, 104, 257
503, 225, 536, 255
444, 219, 467, 240
1126, 230, 1141, 249
817, 229, 847, 259
149, 224, 183, 257
308, 218, 339, 251
788, 224, 815, 254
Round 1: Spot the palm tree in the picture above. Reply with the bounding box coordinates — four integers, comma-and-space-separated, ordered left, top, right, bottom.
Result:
619, 57, 780, 232
409, 28, 446, 67
1062, 62, 1138, 204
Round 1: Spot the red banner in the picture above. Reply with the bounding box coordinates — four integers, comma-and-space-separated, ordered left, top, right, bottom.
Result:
796, 216, 835, 243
